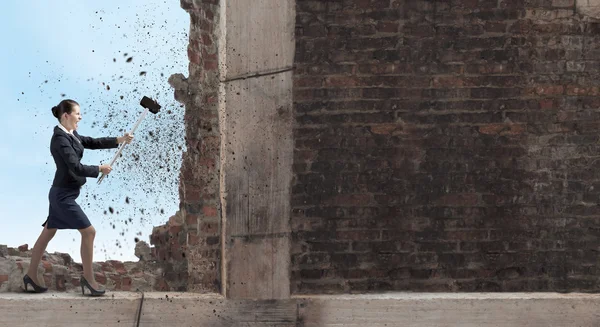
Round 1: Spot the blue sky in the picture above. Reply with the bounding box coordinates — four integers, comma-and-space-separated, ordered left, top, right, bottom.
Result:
0, 1, 189, 262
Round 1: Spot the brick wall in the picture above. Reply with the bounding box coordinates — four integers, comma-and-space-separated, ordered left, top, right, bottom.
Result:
148, 0, 222, 293
178, 0, 222, 293
292, 0, 600, 293
0, 244, 161, 292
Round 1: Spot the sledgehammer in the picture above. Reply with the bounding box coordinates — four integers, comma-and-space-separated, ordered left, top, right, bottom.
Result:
97, 96, 161, 184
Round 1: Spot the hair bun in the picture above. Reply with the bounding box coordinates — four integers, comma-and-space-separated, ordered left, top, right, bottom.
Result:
51, 106, 58, 118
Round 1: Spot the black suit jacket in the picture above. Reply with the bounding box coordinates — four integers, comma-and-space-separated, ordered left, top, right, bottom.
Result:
50, 126, 118, 188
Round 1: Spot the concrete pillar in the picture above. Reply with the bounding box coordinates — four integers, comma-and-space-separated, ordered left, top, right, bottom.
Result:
218, 0, 295, 299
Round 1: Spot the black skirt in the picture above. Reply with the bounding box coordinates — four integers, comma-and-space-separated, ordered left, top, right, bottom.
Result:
42, 186, 91, 230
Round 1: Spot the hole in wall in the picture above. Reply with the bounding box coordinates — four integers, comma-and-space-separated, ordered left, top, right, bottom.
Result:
0, 1, 188, 264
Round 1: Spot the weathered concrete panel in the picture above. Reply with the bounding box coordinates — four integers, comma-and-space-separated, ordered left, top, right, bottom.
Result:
221, 0, 295, 79
220, 72, 293, 299
221, 72, 293, 237
217, 0, 294, 300
226, 237, 290, 299
298, 293, 600, 327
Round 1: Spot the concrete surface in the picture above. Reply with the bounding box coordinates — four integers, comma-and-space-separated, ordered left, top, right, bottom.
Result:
220, 73, 294, 300
1, 292, 296, 326
4, 292, 600, 326
221, 73, 294, 237
217, 0, 295, 299
220, 0, 295, 80
227, 237, 291, 299
298, 293, 600, 327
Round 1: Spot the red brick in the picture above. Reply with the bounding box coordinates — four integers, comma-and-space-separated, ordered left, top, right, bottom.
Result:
324, 76, 359, 87
159, 248, 170, 261
42, 261, 53, 273
478, 123, 525, 135
294, 76, 321, 88
180, 164, 196, 181
203, 9, 214, 21
533, 85, 564, 96
186, 213, 199, 226
169, 225, 182, 236
202, 206, 218, 217
0, 275, 8, 284
170, 243, 186, 261
188, 231, 200, 246
336, 230, 380, 241
154, 278, 169, 291
539, 99, 554, 110
199, 158, 216, 170
101, 262, 114, 272
55, 276, 66, 291
122, 277, 132, 291
325, 194, 373, 206
95, 272, 107, 285
566, 85, 600, 96
370, 123, 401, 135
201, 48, 218, 61
485, 22, 507, 33
111, 261, 127, 275
200, 222, 218, 234
432, 76, 466, 88
206, 96, 218, 104
377, 22, 399, 33
200, 33, 212, 46
199, 18, 213, 32
203, 60, 218, 71
187, 47, 201, 66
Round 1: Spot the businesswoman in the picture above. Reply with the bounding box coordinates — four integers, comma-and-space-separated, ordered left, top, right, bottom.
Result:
23, 99, 133, 296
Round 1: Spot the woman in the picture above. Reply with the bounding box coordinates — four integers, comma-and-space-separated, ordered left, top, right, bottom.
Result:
23, 99, 134, 296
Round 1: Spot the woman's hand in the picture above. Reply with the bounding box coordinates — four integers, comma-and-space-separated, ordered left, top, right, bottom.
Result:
99, 165, 112, 175
117, 133, 134, 144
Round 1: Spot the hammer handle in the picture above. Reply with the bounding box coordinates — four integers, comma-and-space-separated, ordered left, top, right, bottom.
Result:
98, 109, 149, 184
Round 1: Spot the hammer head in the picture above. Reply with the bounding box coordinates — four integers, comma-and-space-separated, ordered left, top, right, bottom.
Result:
140, 96, 161, 114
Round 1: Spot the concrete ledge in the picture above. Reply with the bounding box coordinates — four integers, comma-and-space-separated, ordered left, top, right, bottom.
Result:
1, 292, 296, 326
298, 293, 600, 327
3, 292, 600, 326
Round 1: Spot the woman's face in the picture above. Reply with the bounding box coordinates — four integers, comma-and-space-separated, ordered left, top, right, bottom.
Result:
62, 105, 82, 131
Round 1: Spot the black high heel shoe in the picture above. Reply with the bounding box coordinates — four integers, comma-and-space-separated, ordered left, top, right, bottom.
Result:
80, 276, 105, 296
23, 274, 48, 293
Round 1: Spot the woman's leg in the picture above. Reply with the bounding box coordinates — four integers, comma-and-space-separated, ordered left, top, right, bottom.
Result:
79, 225, 100, 289
27, 224, 57, 284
